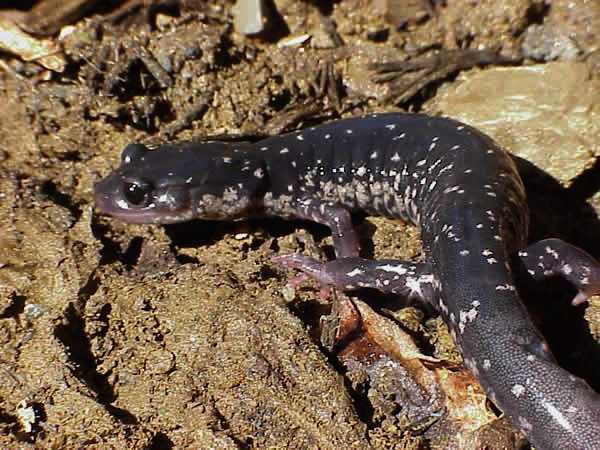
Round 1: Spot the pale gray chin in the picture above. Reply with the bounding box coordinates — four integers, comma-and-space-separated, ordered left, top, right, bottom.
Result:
100, 207, 195, 224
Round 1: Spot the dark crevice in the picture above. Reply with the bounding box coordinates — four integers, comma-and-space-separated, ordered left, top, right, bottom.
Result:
510, 155, 600, 388
0, 293, 26, 319
0, 408, 18, 440
306, 0, 341, 16
524, 0, 551, 26
567, 156, 600, 202
92, 218, 128, 266
211, 403, 252, 449
122, 236, 144, 268
285, 296, 377, 427
253, 0, 290, 42
173, 253, 200, 265
327, 340, 376, 427
148, 431, 175, 450
53, 274, 138, 425
517, 274, 600, 391
37, 180, 82, 220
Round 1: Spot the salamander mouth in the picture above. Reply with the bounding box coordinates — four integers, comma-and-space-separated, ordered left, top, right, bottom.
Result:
94, 191, 150, 222
94, 191, 193, 224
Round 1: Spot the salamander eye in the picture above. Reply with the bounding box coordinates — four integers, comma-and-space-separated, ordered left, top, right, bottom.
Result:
123, 181, 152, 206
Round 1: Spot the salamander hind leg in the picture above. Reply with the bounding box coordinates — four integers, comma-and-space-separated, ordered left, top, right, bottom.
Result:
290, 199, 360, 258
273, 254, 435, 306
515, 238, 600, 306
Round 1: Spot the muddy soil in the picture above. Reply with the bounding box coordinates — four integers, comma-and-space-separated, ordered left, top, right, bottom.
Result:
1, 0, 599, 448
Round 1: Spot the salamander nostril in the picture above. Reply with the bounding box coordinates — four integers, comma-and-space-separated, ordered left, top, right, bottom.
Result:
123, 182, 151, 206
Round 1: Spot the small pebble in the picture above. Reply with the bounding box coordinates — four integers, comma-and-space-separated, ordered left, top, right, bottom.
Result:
233, 0, 268, 35
23, 303, 45, 321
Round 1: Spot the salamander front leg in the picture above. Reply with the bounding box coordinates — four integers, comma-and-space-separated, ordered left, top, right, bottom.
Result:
291, 199, 360, 258
515, 238, 600, 306
273, 254, 436, 306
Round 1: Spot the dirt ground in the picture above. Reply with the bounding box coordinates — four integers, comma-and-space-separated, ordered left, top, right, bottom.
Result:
1, 0, 600, 448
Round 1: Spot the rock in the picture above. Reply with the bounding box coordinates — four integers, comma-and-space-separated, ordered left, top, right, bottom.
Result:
522, 24, 581, 61
430, 62, 600, 185
233, 0, 269, 35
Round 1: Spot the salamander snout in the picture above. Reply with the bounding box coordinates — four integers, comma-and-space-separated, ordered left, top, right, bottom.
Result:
94, 173, 194, 224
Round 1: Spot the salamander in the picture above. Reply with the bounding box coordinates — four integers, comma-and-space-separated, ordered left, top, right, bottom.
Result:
94, 113, 600, 449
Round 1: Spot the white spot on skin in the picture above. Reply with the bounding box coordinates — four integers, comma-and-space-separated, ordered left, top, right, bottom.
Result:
541, 399, 573, 432
482, 249, 493, 256
296, 135, 304, 141
223, 157, 232, 163
416, 159, 427, 166
391, 153, 401, 162
260, 146, 269, 151
482, 359, 491, 370
346, 129, 353, 134
464, 358, 479, 376
459, 250, 470, 256
458, 302, 480, 333
511, 384, 525, 397
443, 186, 460, 194
356, 166, 367, 176
346, 268, 364, 277
370, 151, 378, 159
253, 168, 264, 179
385, 124, 396, 130
280, 148, 289, 154
324, 134, 331, 139
185, 177, 193, 184
518, 416, 533, 432
404, 274, 434, 299
545, 246, 559, 259
439, 299, 448, 314
562, 264, 572, 275
377, 264, 408, 275
392, 133, 406, 140
495, 284, 516, 291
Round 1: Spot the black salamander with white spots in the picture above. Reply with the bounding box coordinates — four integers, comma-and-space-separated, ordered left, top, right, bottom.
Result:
94, 113, 600, 449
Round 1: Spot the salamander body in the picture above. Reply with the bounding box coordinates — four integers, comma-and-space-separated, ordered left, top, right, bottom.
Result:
94, 113, 600, 449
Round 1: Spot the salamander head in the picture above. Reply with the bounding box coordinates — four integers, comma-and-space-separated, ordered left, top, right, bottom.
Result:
94, 142, 267, 224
